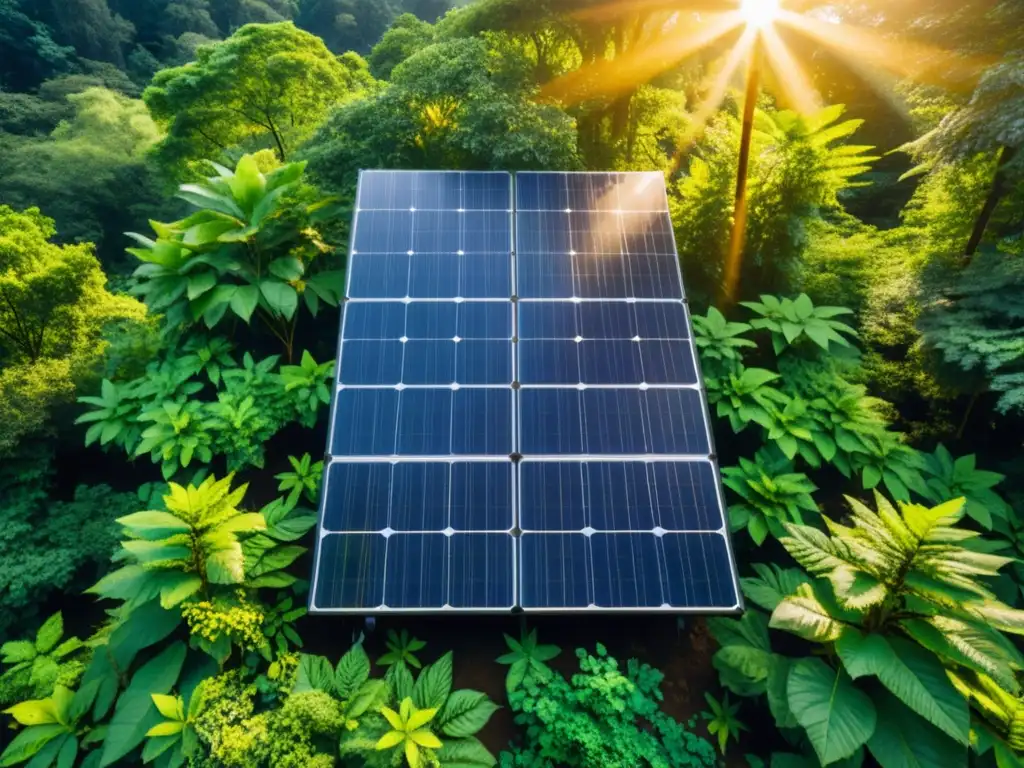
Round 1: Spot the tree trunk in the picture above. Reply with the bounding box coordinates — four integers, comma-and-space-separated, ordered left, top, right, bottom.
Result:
964, 145, 1017, 261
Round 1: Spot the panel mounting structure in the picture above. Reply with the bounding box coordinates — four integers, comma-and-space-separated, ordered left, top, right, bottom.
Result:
310, 170, 742, 615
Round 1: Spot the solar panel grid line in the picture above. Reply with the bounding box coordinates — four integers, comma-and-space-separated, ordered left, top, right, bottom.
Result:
311, 170, 743, 616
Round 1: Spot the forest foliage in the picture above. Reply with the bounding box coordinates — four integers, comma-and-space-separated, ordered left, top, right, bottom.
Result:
0, 0, 1023, 767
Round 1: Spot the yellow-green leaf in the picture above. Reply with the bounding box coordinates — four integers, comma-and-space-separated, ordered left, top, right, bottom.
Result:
409, 729, 442, 749
406, 707, 438, 731
375, 731, 405, 751
380, 706, 404, 732
145, 722, 184, 737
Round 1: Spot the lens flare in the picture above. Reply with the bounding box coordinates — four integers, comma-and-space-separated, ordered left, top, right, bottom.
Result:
741, 0, 781, 30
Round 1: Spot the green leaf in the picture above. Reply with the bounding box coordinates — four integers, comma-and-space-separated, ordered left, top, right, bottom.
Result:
346, 679, 388, 719
117, 511, 191, 540
34, 613, 63, 655
866, 689, 965, 768
435, 736, 496, 767
55, 735, 77, 768
2, 640, 37, 664
835, 633, 968, 744
787, 658, 876, 766
229, 285, 259, 323
412, 652, 454, 710
186, 271, 217, 300
334, 643, 371, 699
99, 642, 187, 767
771, 585, 849, 643
439, 691, 499, 738
259, 281, 298, 319
388, 662, 415, 703
0, 725, 68, 768
268, 257, 304, 282
293, 654, 335, 695
767, 657, 798, 729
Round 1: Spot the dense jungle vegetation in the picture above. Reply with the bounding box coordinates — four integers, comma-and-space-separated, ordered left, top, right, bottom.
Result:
1, 0, 1023, 766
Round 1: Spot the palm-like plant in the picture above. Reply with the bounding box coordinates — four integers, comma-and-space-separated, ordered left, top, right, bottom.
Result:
722, 449, 819, 545
692, 307, 756, 374
275, 453, 324, 505
126, 155, 344, 360
918, 444, 1012, 530
706, 365, 789, 433
89, 474, 266, 610
741, 293, 858, 355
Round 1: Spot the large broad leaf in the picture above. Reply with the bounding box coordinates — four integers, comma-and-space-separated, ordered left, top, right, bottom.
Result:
116, 512, 191, 540
866, 689, 965, 768
259, 280, 298, 319
413, 652, 454, 710
836, 632, 968, 744
767, 656, 798, 729
434, 735, 496, 767
787, 658, 876, 765
439, 691, 499, 738
0, 724, 68, 767
229, 285, 259, 323
293, 654, 336, 695
100, 642, 187, 766
771, 585, 849, 642
334, 643, 370, 699
742, 565, 811, 611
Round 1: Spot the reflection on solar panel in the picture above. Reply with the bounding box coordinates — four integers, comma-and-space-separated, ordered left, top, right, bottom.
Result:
309, 170, 742, 615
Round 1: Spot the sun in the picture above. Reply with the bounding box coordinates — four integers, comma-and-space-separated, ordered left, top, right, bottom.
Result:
741, 0, 781, 30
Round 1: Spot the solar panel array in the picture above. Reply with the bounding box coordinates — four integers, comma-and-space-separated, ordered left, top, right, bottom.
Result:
310, 170, 741, 614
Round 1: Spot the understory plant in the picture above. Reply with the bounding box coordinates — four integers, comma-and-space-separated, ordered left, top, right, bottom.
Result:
709, 493, 1024, 767
76, 336, 334, 478
498, 633, 717, 768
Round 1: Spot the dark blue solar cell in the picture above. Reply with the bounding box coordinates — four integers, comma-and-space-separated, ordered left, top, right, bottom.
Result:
461, 254, 511, 298
577, 302, 636, 339
354, 210, 414, 253
519, 389, 583, 455
448, 534, 514, 608
384, 534, 448, 608
518, 462, 586, 531
451, 388, 513, 455
461, 173, 512, 210
321, 462, 391, 531
518, 341, 580, 385
633, 302, 690, 339
626, 254, 684, 299
412, 211, 461, 253
620, 212, 675, 255
409, 254, 460, 298
450, 462, 513, 530
519, 533, 590, 608
638, 341, 697, 385
518, 302, 577, 339
332, 389, 398, 456
397, 389, 452, 454
406, 303, 457, 338
456, 341, 512, 385
591, 533, 665, 608
581, 389, 648, 454
565, 173, 619, 211
358, 171, 415, 210
402, 341, 455, 385
661, 533, 738, 608
314, 534, 385, 609
516, 173, 566, 211
516, 253, 574, 299
338, 341, 404, 385
516, 212, 571, 254
347, 254, 409, 299
390, 463, 450, 530
579, 340, 643, 385
457, 302, 511, 339
585, 462, 656, 531
649, 461, 723, 530
574, 253, 631, 299
645, 389, 710, 454
464, 211, 513, 253
412, 172, 463, 209
343, 302, 406, 339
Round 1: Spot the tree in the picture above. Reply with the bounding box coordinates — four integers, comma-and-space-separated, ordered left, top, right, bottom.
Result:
367, 12, 436, 80
0, 206, 145, 454
42, 0, 137, 67
0, 0, 73, 91
144, 22, 375, 175
297, 0, 396, 54
305, 37, 581, 192
0, 88, 164, 268
907, 57, 1024, 259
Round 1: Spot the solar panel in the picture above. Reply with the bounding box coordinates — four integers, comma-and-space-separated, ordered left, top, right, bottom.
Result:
310, 170, 741, 615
